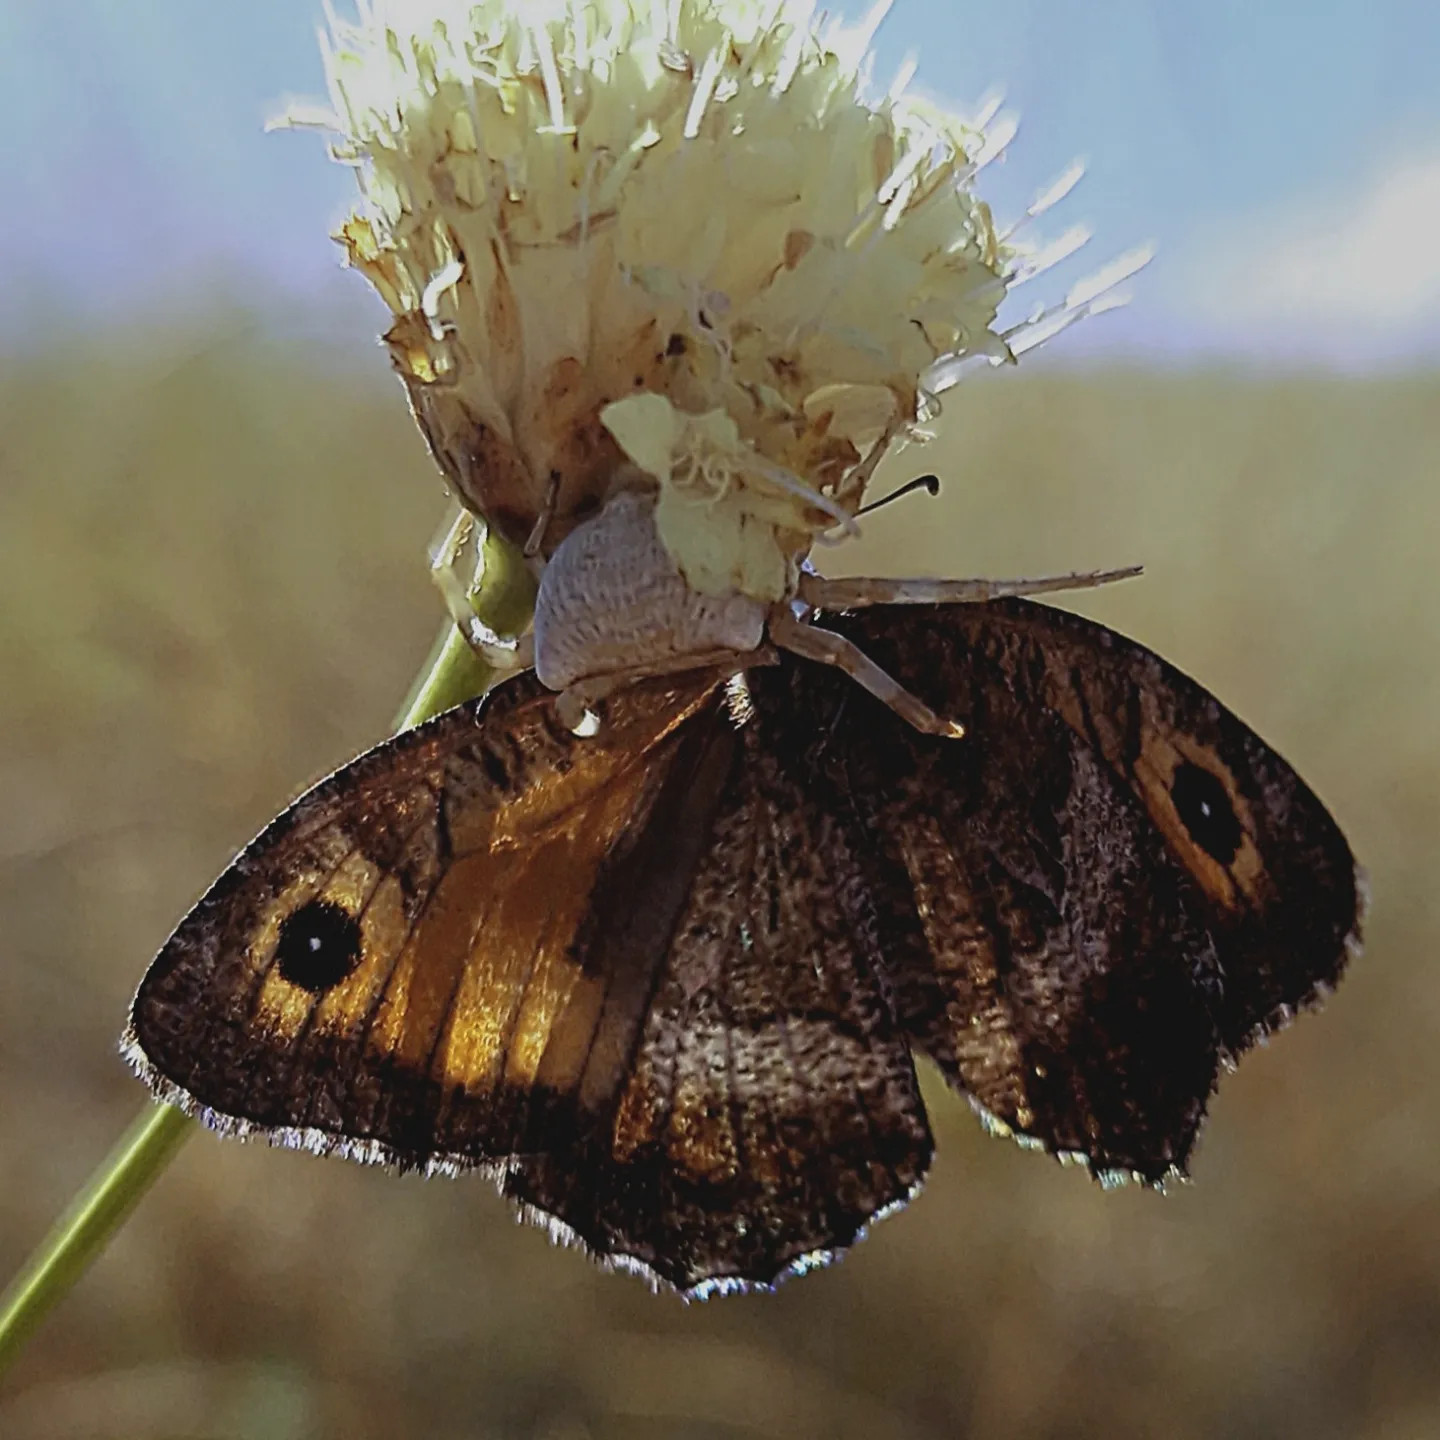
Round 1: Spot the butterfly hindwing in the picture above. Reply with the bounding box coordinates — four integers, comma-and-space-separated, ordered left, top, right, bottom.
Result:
505, 680, 932, 1292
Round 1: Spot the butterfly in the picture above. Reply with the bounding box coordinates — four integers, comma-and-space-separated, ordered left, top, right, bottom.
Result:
124, 484, 1362, 1294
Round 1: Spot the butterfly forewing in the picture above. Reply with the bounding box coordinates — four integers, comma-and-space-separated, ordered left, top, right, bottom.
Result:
793, 599, 1360, 1180
827, 600, 1362, 1055
126, 671, 727, 1168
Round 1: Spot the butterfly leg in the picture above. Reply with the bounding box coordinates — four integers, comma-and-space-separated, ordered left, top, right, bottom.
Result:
554, 646, 779, 732
767, 607, 965, 739
797, 565, 1141, 611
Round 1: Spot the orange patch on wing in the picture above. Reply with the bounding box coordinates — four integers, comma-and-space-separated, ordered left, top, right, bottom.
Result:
1134, 721, 1266, 913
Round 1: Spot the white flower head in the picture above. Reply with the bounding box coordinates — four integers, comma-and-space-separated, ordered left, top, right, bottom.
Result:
290, 0, 1119, 601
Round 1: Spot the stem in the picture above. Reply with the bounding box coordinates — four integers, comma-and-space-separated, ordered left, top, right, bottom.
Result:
396, 524, 537, 730
0, 525, 536, 1381
0, 1104, 191, 1376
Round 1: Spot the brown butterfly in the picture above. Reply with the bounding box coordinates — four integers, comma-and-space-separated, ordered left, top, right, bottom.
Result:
123, 484, 1361, 1295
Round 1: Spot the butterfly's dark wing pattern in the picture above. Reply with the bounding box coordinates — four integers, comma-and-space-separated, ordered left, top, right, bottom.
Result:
801, 599, 1361, 1181
127, 596, 1360, 1291
503, 701, 931, 1291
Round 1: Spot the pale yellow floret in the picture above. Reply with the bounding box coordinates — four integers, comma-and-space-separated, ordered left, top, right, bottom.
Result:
285, 0, 1060, 598
602, 392, 850, 599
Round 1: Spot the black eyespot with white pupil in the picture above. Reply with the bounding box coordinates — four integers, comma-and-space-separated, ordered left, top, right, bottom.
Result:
1171, 761, 1243, 864
275, 900, 362, 994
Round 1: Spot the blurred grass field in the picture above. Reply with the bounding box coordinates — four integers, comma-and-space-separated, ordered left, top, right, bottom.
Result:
1, 311, 1436, 1439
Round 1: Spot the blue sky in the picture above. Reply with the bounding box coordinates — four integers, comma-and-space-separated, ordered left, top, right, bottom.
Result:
5, 0, 1440, 366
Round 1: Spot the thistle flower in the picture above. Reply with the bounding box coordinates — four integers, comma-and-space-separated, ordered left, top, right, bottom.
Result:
286, 0, 1144, 603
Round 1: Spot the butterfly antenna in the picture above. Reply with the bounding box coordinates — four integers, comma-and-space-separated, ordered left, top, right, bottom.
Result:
855, 472, 941, 517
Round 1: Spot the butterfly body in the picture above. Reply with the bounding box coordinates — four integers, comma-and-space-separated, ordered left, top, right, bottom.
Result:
125, 597, 1360, 1294
532, 486, 767, 691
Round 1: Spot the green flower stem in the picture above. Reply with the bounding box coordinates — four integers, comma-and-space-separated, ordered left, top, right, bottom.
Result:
0, 523, 536, 1382
396, 523, 538, 730
0, 1102, 193, 1377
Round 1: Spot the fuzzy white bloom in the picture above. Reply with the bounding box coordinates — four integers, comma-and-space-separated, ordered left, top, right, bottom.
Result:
287, 0, 1124, 601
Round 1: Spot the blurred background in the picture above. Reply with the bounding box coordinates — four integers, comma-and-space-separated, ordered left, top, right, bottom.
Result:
1, 2, 1437, 1437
